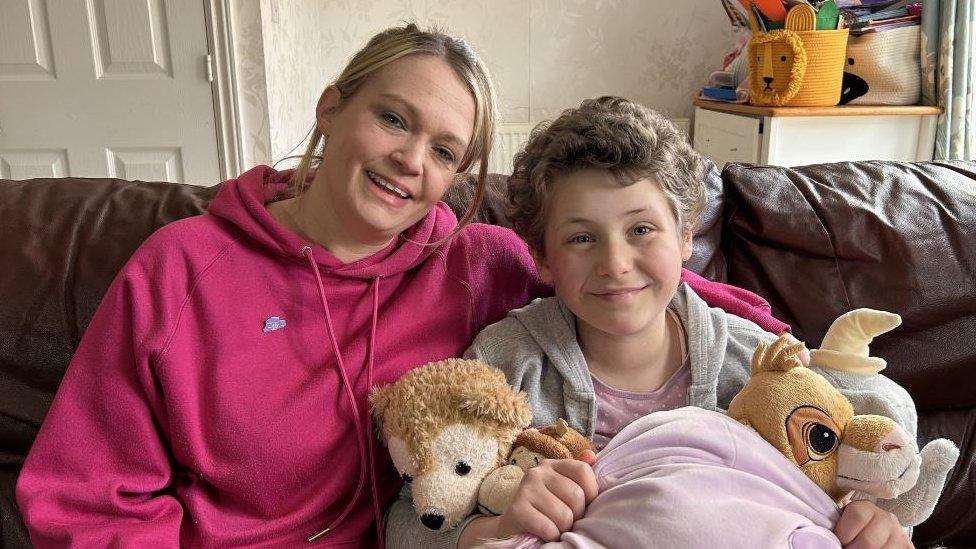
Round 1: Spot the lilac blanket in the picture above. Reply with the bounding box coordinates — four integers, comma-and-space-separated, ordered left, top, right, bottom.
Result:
482, 407, 841, 549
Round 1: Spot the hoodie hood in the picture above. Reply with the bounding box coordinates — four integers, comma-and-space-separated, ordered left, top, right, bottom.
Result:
509, 285, 716, 394
496, 285, 739, 437
207, 165, 458, 279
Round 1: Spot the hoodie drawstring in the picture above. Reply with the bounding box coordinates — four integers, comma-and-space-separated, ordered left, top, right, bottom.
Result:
366, 278, 384, 546
302, 247, 384, 548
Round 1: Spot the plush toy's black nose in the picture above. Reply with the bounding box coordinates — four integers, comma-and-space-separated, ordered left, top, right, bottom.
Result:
420, 512, 445, 530
763, 76, 774, 84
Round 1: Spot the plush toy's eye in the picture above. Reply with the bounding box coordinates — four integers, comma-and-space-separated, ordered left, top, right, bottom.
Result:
400, 472, 412, 484
807, 423, 838, 455
786, 406, 842, 465
848, 57, 855, 65
780, 55, 787, 62
455, 461, 471, 476
533, 456, 540, 466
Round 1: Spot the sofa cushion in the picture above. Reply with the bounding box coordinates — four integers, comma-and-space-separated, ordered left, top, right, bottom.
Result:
0, 177, 218, 547
0, 178, 218, 453
720, 160, 976, 546
685, 158, 728, 280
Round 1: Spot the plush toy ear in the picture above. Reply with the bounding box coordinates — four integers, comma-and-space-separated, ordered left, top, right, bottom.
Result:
369, 385, 393, 428
458, 386, 532, 429
751, 334, 806, 375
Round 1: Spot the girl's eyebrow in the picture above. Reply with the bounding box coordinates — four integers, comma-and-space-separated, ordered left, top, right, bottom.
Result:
560, 216, 595, 227
559, 208, 649, 227
564, 208, 647, 223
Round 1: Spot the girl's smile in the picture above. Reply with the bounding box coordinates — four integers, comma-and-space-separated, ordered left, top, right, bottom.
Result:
590, 286, 647, 302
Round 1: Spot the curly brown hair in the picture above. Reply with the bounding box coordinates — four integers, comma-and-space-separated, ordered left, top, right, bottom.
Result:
506, 96, 707, 255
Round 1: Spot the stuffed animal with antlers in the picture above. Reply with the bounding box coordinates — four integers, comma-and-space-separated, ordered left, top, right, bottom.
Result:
728, 309, 958, 526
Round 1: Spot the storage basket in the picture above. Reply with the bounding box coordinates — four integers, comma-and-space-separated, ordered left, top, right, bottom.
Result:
749, 4, 849, 106
841, 25, 921, 105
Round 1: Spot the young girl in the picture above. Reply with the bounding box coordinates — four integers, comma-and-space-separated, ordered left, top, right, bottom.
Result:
442, 97, 913, 548
17, 28, 792, 548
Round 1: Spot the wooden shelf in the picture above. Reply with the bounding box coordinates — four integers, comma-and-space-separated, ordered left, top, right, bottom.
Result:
693, 98, 943, 117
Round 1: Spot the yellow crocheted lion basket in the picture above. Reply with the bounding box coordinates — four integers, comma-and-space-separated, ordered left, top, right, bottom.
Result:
749, 4, 849, 107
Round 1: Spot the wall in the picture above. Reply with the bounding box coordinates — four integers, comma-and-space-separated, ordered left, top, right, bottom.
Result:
228, 0, 272, 170
259, 0, 735, 163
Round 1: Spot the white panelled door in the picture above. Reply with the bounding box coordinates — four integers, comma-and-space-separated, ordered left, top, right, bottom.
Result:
0, 0, 220, 185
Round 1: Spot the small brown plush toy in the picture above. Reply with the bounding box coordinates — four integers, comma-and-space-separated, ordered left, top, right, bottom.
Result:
477, 419, 593, 516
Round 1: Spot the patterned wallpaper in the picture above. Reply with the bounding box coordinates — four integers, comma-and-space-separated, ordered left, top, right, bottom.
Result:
256, 0, 735, 163
229, 0, 271, 169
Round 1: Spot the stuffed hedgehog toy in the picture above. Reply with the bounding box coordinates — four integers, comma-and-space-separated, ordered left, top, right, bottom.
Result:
370, 359, 594, 532
370, 359, 532, 532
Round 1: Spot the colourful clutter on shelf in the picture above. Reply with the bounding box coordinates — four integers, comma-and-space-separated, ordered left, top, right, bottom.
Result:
708, 0, 923, 107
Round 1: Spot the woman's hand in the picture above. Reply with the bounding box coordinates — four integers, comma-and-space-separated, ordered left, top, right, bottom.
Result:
834, 500, 913, 549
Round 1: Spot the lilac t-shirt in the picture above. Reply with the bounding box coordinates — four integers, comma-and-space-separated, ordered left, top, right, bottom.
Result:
591, 309, 691, 451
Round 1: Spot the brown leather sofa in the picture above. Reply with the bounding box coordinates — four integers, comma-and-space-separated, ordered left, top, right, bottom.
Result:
1, 160, 974, 548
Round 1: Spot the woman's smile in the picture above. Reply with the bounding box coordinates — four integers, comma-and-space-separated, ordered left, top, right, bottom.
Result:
365, 169, 413, 207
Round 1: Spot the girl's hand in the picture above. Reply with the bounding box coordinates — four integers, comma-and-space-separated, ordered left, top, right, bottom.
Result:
494, 456, 599, 542
834, 500, 913, 549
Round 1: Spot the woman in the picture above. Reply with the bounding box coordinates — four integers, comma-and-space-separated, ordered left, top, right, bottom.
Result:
16, 25, 788, 548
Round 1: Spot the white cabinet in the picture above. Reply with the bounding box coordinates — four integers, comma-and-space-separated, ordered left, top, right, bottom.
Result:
692, 100, 942, 168
694, 109, 762, 168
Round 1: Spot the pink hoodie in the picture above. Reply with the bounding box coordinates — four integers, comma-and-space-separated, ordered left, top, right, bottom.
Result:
16, 166, 788, 548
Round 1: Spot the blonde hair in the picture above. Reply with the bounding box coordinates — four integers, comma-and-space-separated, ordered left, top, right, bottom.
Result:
507, 96, 707, 255
290, 24, 496, 232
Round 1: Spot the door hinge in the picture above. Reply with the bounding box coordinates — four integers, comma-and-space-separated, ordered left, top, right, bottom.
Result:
206, 53, 214, 83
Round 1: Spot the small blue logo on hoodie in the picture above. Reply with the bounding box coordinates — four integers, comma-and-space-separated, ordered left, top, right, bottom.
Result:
263, 316, 287, 333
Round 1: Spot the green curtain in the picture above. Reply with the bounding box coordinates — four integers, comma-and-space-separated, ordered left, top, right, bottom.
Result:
921, 0, 975, 160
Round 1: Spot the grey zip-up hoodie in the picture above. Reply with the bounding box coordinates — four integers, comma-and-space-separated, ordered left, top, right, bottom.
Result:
386, 284, 917, 548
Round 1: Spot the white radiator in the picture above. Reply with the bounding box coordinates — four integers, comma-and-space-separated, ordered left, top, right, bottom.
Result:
487, 123, 536, 174
487, 119, 690, 176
